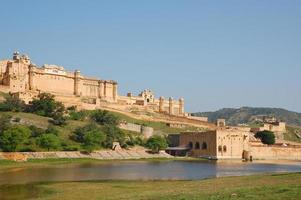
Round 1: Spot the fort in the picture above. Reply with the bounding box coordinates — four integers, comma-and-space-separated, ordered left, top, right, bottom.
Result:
0, 52, 185, 116
167, 118, 301, 160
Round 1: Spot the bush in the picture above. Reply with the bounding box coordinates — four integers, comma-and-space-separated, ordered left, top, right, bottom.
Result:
36, 133, 61, 151
255, 130, 276, 145
72, 123, 101, 143
102, 125, 125, 148
50, 113, 66, 126
82, 128, 106, 152
0, 125, 31, 152
90, 110, 119, 126
69, 110, 87, 121
0, 114, 12, 133
29, 125, 45, 137
0, 95, 26, 112
145, 135, 168, 153
45, 125, 59, 136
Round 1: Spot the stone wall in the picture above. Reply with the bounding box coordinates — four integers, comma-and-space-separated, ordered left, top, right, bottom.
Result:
118, 122, 154, 138
250, 145, 301, 160
0, 149, 172, 161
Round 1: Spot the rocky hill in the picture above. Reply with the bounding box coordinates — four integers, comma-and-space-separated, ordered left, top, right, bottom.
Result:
192, 107, 301, 127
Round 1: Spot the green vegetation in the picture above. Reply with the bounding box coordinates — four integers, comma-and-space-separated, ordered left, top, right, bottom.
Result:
0, 125, 31, 152
146, 135, 168, 153
255, 130, 276, 145
284, 126, 301, 143
0, 92, 199, 152
36, 133, 61, 151
193, 107, 301, 127
0, 173, 300, 200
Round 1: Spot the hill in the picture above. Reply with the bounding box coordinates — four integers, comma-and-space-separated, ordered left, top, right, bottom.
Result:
192, 107, 301, 127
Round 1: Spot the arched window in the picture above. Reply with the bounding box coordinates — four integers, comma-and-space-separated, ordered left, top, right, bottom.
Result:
202, 142, 207, 150
218, 145, 222, 152
188, 142, 193, 149
195, 142, 200, 149
223, 145, 227, 152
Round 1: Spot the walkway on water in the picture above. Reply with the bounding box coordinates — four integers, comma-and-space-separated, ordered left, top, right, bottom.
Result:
0, 149, 173, 161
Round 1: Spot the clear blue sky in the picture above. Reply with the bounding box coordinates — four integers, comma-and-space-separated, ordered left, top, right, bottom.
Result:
0, 0, 300, 112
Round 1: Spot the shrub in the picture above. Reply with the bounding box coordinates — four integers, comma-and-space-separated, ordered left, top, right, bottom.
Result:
45, 125, 59, 136
49, 113, 66, 126
36, 133, 61, 151
0, 114, 12, 132
145, 135, 168, 153
255, 130, 276, 145
0, 125, 31, 152
0, 95, 26, 112
69, 110, 87, 121
29, 125, 45, 137
72, 123, 100, 143
90, 110, 119, 126
82, 129, 106, 152
102, 125, 125, 148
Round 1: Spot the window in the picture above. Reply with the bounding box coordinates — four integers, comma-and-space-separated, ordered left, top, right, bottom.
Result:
218, 145, 222, 152
223, 145, 227, 152
188, 142, 193, 149
202, 142, 207, 150
195, 142, 200, 149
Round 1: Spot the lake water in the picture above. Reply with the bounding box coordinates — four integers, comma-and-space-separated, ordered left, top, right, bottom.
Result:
1, 160, 301, 185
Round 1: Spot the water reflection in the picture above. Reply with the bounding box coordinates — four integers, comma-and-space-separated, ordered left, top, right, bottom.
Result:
0, 160, 300, 184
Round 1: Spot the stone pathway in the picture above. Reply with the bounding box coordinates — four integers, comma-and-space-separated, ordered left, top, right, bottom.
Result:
0, 149, 173, 161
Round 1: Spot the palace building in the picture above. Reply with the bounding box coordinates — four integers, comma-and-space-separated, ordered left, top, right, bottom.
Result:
0, 52, 185, 116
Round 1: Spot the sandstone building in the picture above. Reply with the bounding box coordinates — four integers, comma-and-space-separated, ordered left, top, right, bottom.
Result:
0, 52, 185, 116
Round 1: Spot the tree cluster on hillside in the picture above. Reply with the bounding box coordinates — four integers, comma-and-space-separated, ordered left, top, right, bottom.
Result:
0, 93, 67, 126
255, 130, 276, 145
0, 114, 61, 152
0, 94, 169, 153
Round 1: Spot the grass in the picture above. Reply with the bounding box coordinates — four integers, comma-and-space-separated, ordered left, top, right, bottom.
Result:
284, 126, 301, 143
0, 173, 300, 200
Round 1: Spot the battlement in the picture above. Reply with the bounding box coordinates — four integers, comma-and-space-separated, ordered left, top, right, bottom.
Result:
0, 52, 186, 116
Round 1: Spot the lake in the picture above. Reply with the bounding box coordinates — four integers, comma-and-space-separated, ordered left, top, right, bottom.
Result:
1, 160, 301, 185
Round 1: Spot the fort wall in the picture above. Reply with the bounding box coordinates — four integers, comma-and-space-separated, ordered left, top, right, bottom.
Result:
250, 145, 301, 160
0, 52, 185, 116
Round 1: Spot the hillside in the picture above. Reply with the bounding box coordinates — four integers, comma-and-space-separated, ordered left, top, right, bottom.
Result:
192, 107, 301, 127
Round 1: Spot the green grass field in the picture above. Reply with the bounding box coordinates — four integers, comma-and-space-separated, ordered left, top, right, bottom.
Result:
0, 173, 300, 200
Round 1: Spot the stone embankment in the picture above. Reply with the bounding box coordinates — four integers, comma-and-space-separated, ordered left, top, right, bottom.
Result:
0, 149, 172, 161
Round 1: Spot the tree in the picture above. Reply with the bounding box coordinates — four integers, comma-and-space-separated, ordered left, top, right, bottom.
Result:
72, 123, 100, 143
255, 130, 276, 145
146, 135, 168, 153
82, 129, 106, 152
90, 110, 119, 126
102, 125, 125, 148
27, 93, 65, 118
72, 123, 106, 152
36, 133, 60, 151
0, 126, 31, 152
0, 95, 25, 112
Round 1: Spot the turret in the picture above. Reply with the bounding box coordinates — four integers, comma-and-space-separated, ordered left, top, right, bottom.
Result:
169, 97, 174, 115
179, 97, 184, 115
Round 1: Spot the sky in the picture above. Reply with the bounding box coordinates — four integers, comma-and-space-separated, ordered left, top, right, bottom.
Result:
0, 0, 300, 113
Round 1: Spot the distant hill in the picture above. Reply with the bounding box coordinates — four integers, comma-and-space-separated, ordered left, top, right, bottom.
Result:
192, 107, 301, 127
